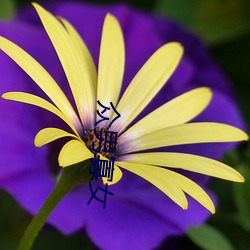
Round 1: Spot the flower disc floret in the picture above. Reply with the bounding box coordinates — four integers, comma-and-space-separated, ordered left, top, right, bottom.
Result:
84, 127, 120, 159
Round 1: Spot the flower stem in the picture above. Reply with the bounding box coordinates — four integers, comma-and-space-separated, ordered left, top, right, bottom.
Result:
18, 161, 92, 250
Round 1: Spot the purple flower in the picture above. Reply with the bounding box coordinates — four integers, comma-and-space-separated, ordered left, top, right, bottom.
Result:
0, 2, 245, 250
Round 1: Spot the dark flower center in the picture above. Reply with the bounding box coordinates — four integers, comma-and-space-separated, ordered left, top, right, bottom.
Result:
84, 127, 120, 159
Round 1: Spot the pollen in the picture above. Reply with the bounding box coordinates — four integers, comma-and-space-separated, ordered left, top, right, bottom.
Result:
84, 127, 120, 159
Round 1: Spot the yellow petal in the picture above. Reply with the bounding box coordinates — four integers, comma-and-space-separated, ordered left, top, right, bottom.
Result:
2, 92, 79, 135
121, 152, 244, 182
0, 36, 80, 129
121, 122, 248, 153
59, 17, 97, 95
116, 161, 188, 209
121, 87, 212, 140
117, 161, 215, 213
34, 127, 78, 147
58, 139, 93, 167
112, 42, 183, 133
165, 169, 215, 213
33, 3, 95, 127
97, 14, 125, 127
98, 154, 123, 185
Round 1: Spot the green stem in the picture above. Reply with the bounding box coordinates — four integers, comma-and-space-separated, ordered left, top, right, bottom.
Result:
18, 161, 92, 250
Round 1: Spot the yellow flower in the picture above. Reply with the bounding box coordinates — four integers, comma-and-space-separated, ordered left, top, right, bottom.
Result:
0, 3, 248, 213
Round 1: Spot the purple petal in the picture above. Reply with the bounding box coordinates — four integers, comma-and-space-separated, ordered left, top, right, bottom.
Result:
0, 2, 245, 249
85, 172, 215, 250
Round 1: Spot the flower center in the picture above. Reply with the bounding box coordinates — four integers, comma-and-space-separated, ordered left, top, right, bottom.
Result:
84, 127, 120, 159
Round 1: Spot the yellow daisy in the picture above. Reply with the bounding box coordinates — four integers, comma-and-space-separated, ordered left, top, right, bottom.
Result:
0, 3, 248, 214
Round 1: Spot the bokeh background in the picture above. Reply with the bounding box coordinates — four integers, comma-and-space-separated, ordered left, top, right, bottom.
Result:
0, 0, 250, 249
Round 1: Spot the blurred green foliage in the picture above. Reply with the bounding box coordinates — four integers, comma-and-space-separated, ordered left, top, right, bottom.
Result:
1, 0, 250, 249
0, 0, 16, 19
155, 0, 250, 45
188, 224, 234, 250
0, 190, 94, 250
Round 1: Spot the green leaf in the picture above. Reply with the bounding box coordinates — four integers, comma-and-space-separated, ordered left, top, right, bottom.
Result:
211, 34, 250, 125
0, 0, 16, 20
233, 163, 250, 231
18, 160, 93, 250
154, 0, 250, 45
187, 224, 234, 250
